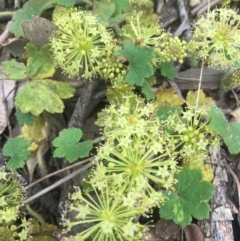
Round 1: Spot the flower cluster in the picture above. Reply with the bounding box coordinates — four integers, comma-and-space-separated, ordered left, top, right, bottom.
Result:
50, 7, 115, 78
66, 184, 146, 241
66, 94, 178, 240
0, 167, 30, 240
164, 108, 220, 165
0, 167, 23, 223
95, 93, 178, 196
189, 8, 240, 68
122, 11, 187, 65
122, 11, 167, 48
156, 37, 188, 64
222, 68, 240, 90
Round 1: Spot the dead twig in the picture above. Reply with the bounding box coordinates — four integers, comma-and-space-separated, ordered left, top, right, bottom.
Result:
23, 161, 94, 204
224, 161, 240, 226
174, 0, 191, 41
0, 20, 12, 44
24, 157, 94, 190
196, 0, 221, 16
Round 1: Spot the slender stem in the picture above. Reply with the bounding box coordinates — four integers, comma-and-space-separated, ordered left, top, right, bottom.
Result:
194, 60, 204, 118
24, 157, 94, 190
26, 204, 45, 227
91, 136, 105, 144
37, 144, 48, 178
23, 161, 94, 204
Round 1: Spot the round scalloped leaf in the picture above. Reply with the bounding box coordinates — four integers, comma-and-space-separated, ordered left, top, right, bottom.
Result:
3, 136, 31, 170
159, 168, 215, 228
15, 79, 75, 116
2, 59, 27, 80
24, 44, 55, 79
53, 128, 93, 163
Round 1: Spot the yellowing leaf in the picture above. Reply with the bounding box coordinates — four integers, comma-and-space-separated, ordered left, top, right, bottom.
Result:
28, 142, 39, 151
15, 79, 75, 116
186, 90, 215, 110
154, 83, 184, 107
24, 43, 56, 79
185, 161, 214, 182
22, 116, 47, 150
2, 59, 27, 80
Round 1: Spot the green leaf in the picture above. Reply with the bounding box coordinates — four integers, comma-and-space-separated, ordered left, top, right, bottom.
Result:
160, 62, 178, 80
159, 167, 215, 228
15, 79, 75, 116
56, 0, 76, 6
24, 44, 55, 79
15, 108, 35, 126
140, 80, 155, 100
116, 42, 154, 86
209, 105, 228, 136
52, 128, 93, 163
2, 60, 27, 80
110, 0, 131, 15
157, 104, 179, 121
209, 105, 240, 154
9, 0, 57, 38
3, 137, 31, 170
94, 2, 116, 23
224, 122, 240, 154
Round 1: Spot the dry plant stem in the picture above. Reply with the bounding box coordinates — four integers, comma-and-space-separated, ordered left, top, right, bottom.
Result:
23, 161, 94, 204
231, 89, 239, 104
0, 12, 13, 21
0, 21, 12, 43
174, 0, 191, 40
2, 83, 14, 138
197, 0, 220, 15
224, 161, 240, 221
194, 60, 204, 117
24, 157, 94, 190
69, 78, 100, 128
168, 80, 185, 101
191, 0, 217, 16
37, 144, 48, 181
177, 77, 200, 82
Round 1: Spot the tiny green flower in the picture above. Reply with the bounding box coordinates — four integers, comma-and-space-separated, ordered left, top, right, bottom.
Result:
189, 8, 240, 68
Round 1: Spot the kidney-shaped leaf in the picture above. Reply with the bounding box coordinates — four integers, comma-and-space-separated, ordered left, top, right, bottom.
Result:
15, 79, 75, 116
3, 136, 31, 170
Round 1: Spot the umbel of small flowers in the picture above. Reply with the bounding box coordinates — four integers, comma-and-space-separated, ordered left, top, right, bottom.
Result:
0, 167, 24, 224
189, 8, 240, 69
65, 182, 147, 241
163, 107, 220, 165
0, 167, 30, 240
94, 93, 178, 206
50, 6, 116, 79
121, 11, 187, 65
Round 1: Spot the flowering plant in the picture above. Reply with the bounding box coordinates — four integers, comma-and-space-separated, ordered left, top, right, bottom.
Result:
3, 1, 240, 241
